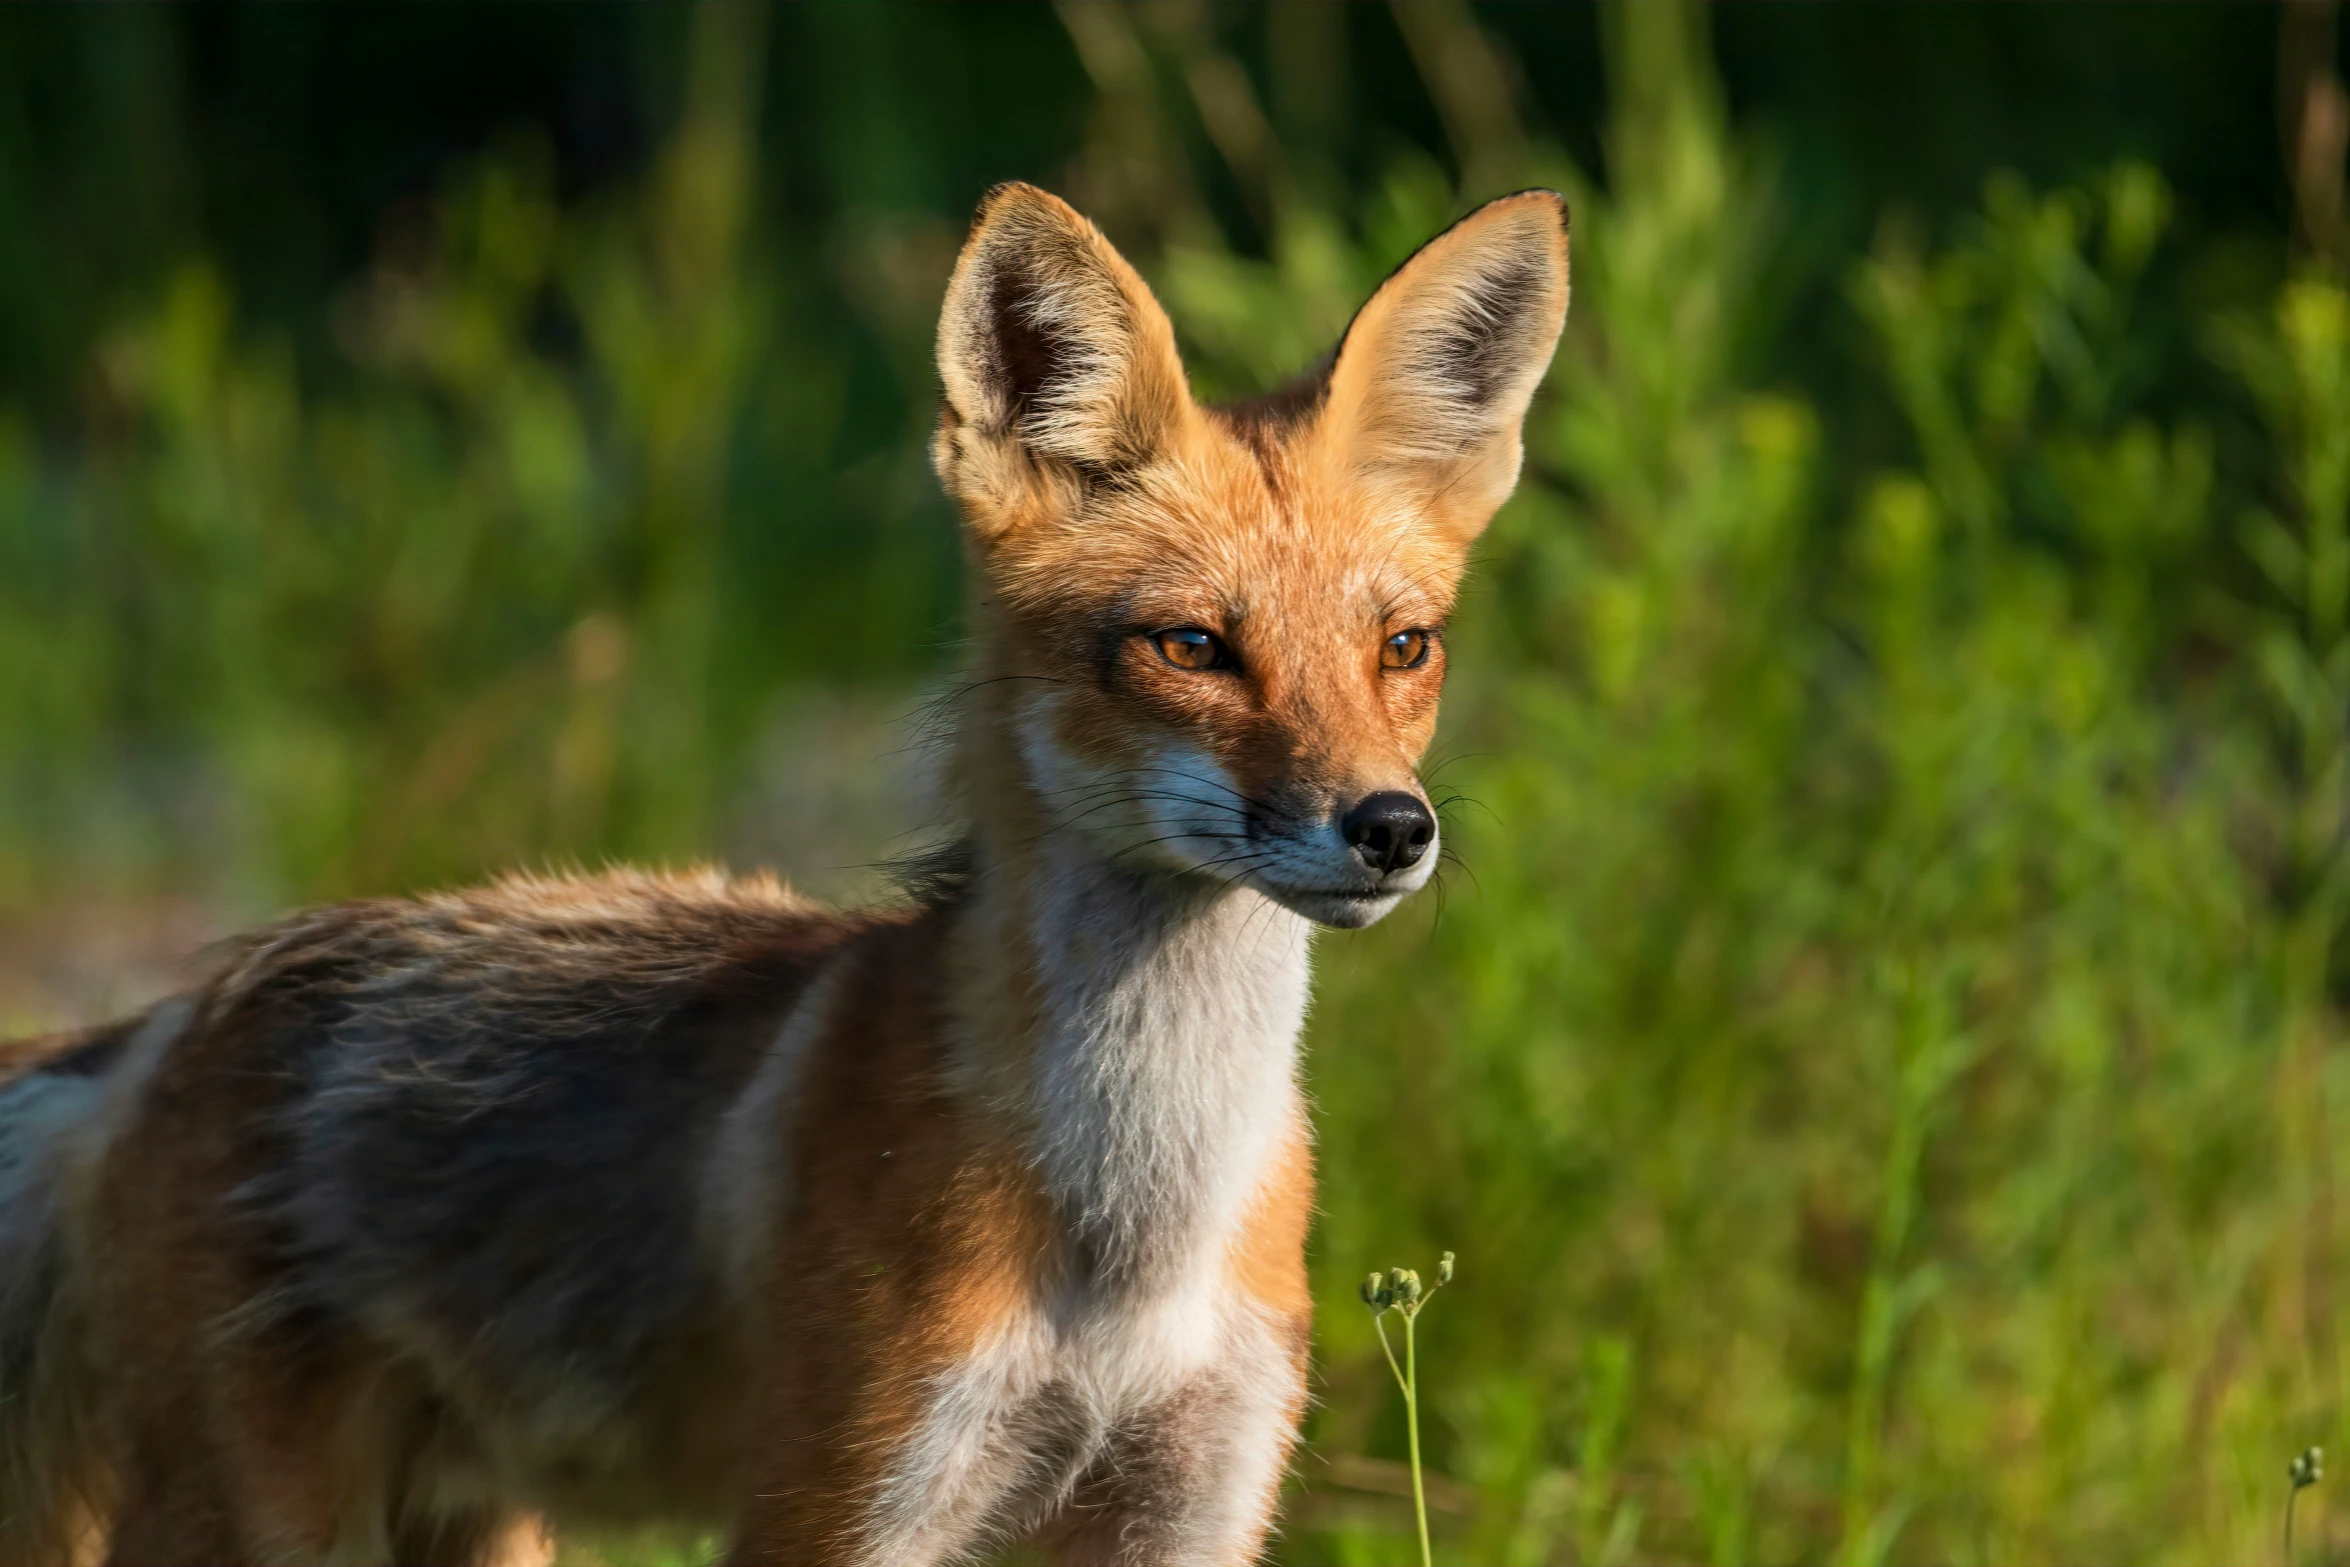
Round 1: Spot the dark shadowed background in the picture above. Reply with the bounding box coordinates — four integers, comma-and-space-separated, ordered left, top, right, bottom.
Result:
3, 4, 2347, 1562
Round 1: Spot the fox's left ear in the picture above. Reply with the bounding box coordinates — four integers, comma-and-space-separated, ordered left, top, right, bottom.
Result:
1320, 190, 1569, 543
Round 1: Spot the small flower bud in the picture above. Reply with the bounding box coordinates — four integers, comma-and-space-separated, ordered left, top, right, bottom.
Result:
1359, 1274, 1382, 1309
1437, 1251, 1455, 1286
1396, 1269, 1422, 1306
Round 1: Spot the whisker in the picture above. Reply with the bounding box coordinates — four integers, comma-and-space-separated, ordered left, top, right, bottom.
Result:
1104, 832, 1254, 867
1431, 789, 1500, 829
1435, 842, 1483, 902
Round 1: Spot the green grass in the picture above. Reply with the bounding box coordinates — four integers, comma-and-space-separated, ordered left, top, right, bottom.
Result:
6, 3, 2350, 1562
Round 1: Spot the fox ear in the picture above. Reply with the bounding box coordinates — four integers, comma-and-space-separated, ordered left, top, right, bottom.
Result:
1320, 190, 1570, 542
933, 183, 1189, 533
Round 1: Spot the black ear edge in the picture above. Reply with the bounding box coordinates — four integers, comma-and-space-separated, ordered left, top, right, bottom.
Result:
1327, 189, 1569, 367
1203, 195, 1569, 449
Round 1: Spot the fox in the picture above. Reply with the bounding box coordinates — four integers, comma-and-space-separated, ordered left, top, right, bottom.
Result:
0, 181, 1568, 1566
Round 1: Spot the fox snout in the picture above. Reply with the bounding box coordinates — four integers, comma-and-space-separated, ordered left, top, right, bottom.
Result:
1341, 791, 1435, 874
1064, 739, 1442, 928
1200, 782, 1437, 930
1245, 782, 1440, 929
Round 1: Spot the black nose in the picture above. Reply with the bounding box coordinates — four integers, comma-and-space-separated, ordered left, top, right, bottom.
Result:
1341, 791, 1435, 874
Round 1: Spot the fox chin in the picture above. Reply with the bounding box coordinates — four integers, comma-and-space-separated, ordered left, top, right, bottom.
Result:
0, 180, 1567, 1567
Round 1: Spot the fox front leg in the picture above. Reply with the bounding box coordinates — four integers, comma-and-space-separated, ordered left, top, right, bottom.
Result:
1048, 1320, 1308, 1567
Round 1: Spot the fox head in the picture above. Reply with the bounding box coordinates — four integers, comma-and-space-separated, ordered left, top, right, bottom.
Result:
934, 183, 1568, 928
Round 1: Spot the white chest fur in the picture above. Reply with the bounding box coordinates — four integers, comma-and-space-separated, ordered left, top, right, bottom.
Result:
1010, 841, 1313, 1292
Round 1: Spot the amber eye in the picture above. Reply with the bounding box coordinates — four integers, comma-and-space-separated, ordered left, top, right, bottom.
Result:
1153, 627, 1232, 671
1382, 629, 1434, 669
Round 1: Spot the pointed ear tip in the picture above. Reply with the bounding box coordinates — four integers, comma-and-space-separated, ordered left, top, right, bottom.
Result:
975, 179, 1046, 210
1483, 187, 1571, 240
970, 180, 1081, 231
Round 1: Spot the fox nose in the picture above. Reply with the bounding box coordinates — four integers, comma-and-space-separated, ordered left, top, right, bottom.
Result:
1341, 791, 1435, 874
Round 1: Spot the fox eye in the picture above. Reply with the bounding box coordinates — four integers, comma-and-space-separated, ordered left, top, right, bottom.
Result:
1153, 627, 1232, 671
1382, 629, 1434, 670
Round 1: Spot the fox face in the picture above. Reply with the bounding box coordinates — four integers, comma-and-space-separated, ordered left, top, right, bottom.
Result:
935, 184, 1569, 928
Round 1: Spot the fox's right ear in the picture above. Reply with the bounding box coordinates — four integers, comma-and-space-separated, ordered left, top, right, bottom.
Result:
933, 183, 1189, 540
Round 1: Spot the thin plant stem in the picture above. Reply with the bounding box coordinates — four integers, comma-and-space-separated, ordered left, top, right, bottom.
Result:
1364, 1258, 1450, 1566
1406, 1310, 1431, 1567
2285, 1446, 2324, 1566
1371, 1312, 1433, 1567
1374, 1309, 1407, 1395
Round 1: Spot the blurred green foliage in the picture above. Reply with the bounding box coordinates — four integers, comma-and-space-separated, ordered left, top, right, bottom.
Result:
0, 6, 970, 903
4, 2, 2350, 1563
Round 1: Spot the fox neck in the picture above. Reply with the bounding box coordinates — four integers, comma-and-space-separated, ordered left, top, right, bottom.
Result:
951, 716, 1315, 1295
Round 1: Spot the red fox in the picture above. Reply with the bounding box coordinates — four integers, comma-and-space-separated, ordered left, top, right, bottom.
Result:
0, 182, 1567, 1566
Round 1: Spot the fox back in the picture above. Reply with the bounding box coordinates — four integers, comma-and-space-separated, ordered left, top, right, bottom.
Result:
0, 183, 1567, 1567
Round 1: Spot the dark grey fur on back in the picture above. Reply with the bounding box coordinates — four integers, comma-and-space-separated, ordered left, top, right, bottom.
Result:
215, 871, 860, 1437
